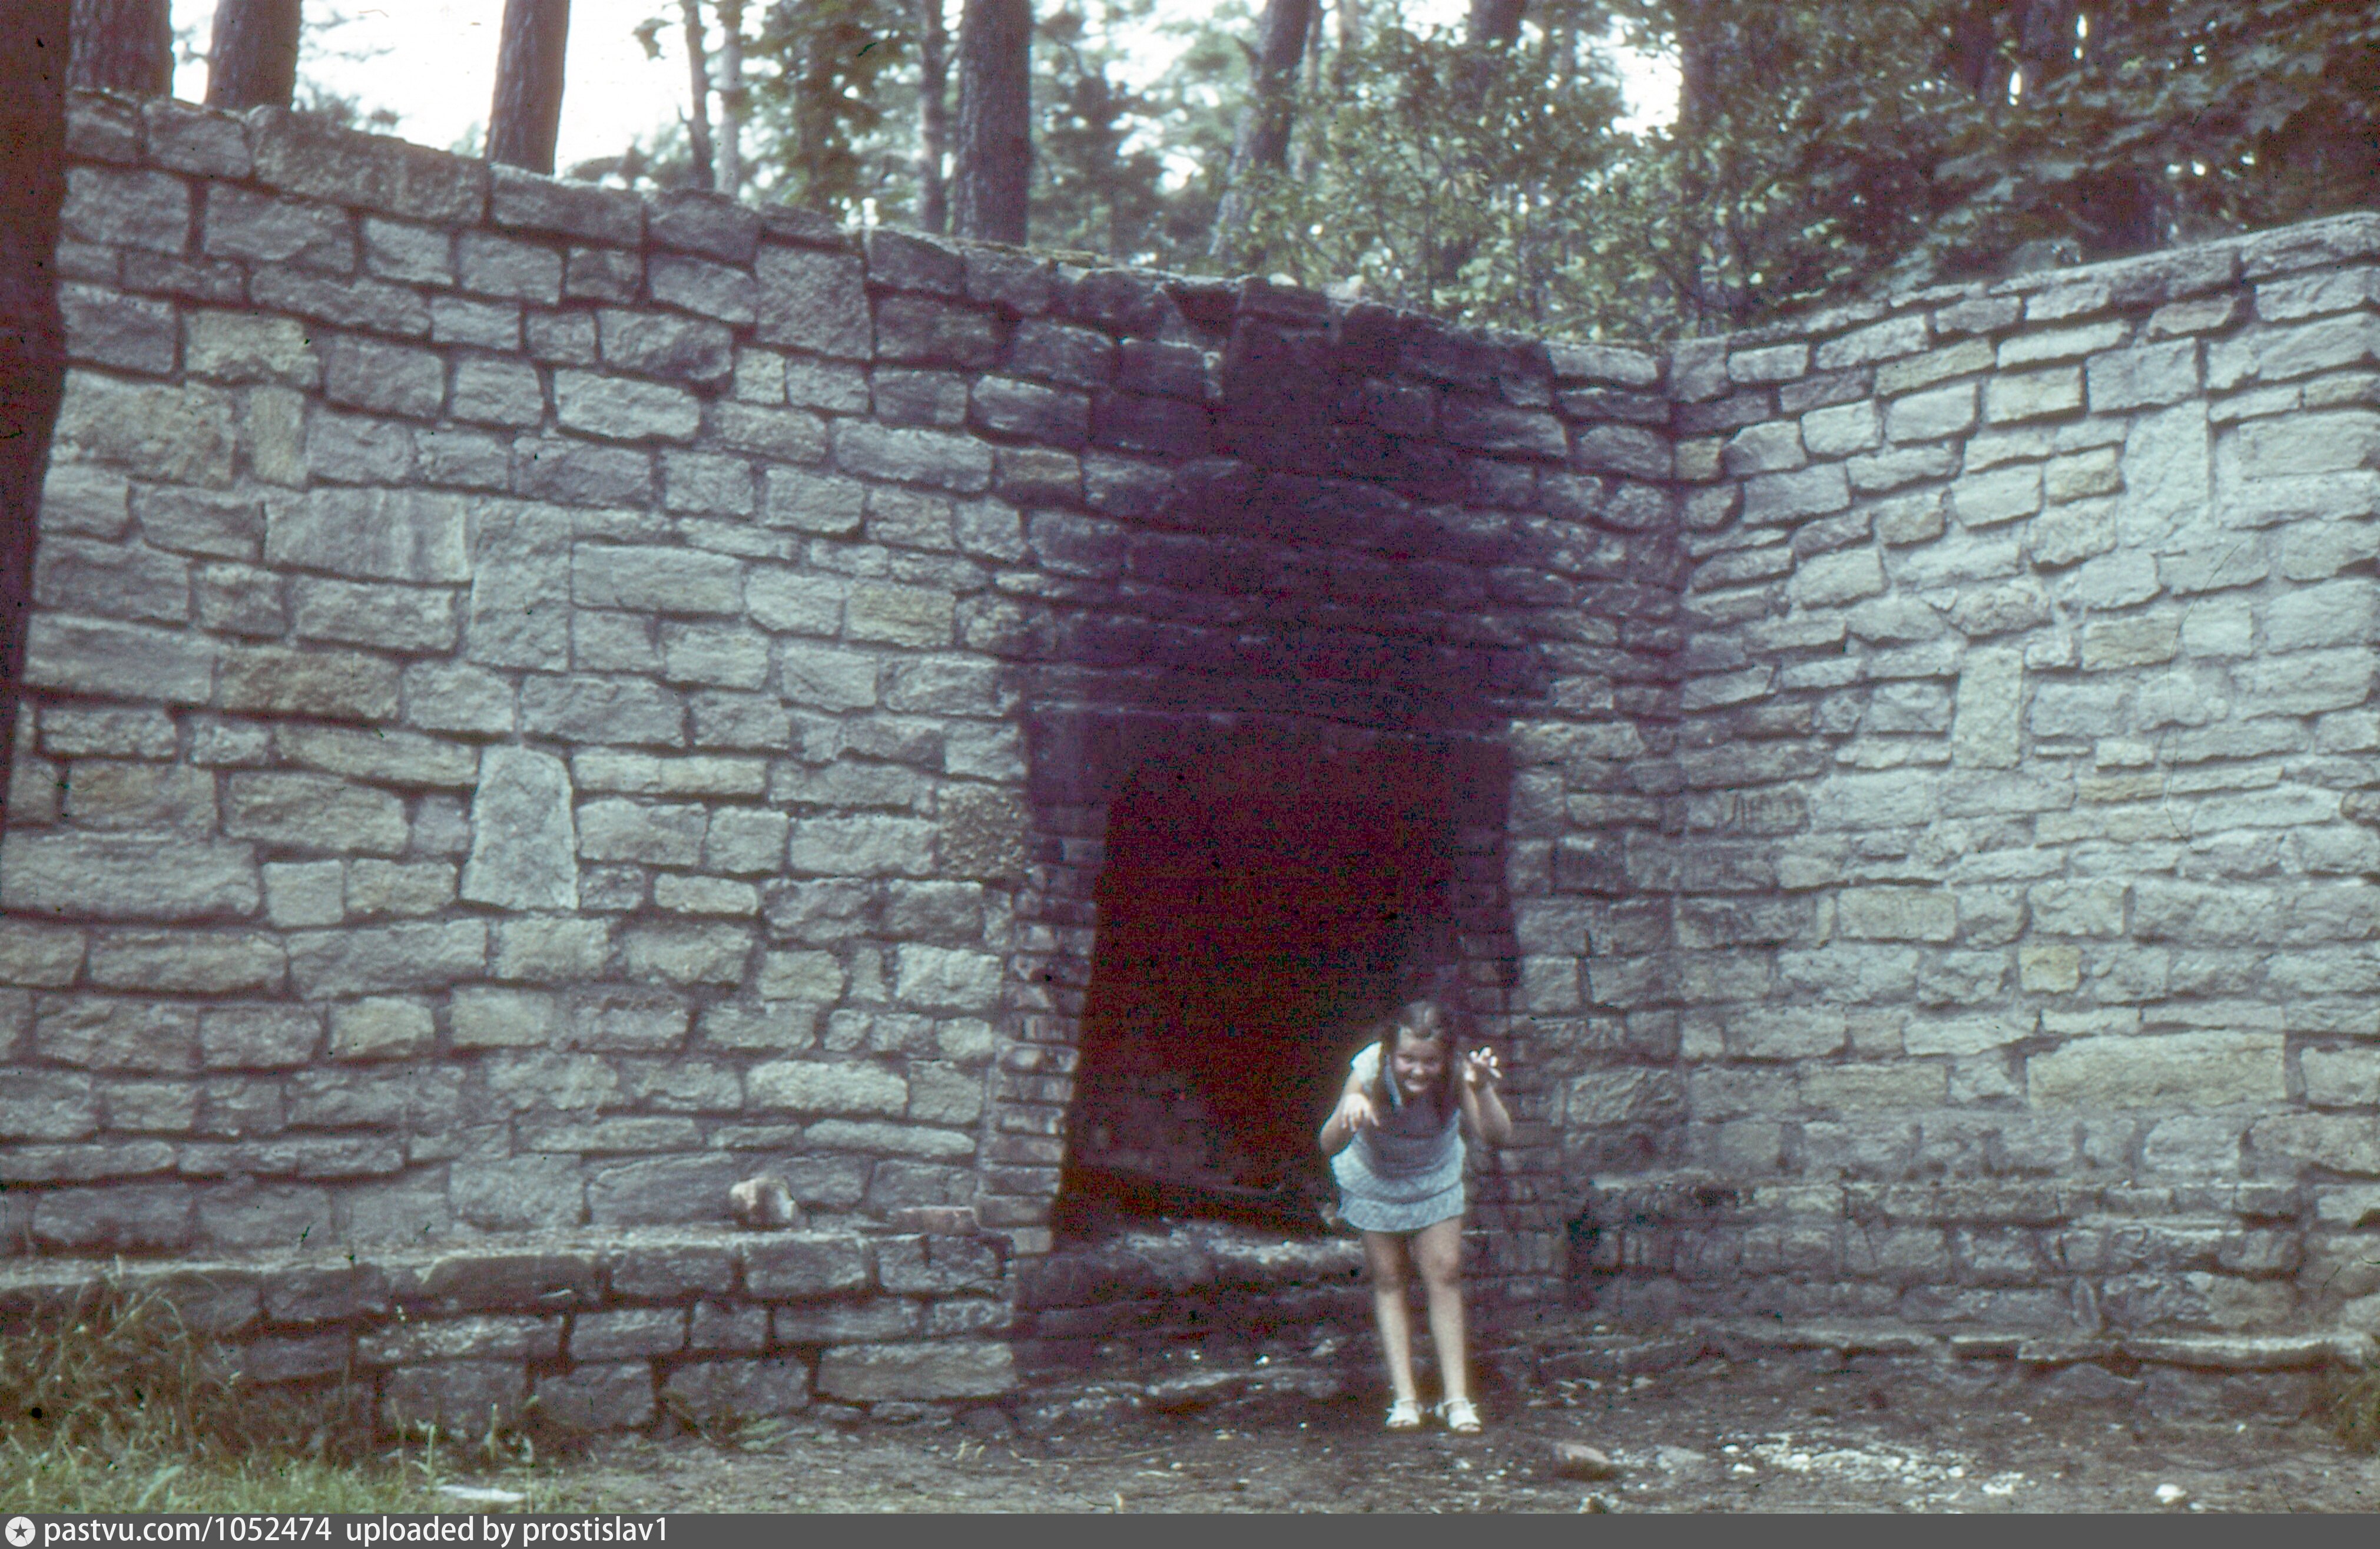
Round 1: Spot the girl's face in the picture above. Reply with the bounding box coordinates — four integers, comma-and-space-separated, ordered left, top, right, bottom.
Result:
1390, 1028, 1448, 1097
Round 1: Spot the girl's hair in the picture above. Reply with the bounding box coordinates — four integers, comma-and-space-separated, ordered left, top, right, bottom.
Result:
1368, 999, 1460, 1116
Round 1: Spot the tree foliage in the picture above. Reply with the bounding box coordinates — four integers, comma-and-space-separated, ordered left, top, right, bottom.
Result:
594, 0, 2380, 340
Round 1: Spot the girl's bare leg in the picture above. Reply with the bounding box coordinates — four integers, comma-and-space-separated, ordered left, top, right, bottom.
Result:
1413, 1217, 1471, 1404
1363, 1230, 1421, 1403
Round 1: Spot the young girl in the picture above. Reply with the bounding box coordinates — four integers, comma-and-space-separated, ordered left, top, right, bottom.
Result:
1318, 999, 1513, 1434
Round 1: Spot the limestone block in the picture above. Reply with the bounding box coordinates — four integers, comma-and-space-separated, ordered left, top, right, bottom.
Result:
893, 945, 1005, 1013
831, 421, 993, 492
201, 186, 354, 273
1443, 396, 1565, 458
224, 772, 407, 855
87, 930, 283, 994
521, 675, 687, 746
2210, 315, 2380, 390
533, 1362, 657, 1432
1801, 1063, 1945, 1112
285, 920, 488, 998
290, 578, 458, 653
2017, 945, 2081, 992
1884, 383, 1977, 443
1950, 582, 2048, 639
35, 996, 199, 1072
574, 752, 767, 797
2260, 578, 2375, 652
2230, 648, 2374, 716
661, 451, 757, 517
1998, 320, 2126, 369
659, 623, 771, 689
53, 374, 236, 485
1838, 887, 1957, 942
649, 253, 758, 325
1570, 423, 1672, 479
1, 833, 257, 920
2086, 340, 2201, 412
1801, 400, 1881, 458
1850, 445, 1958, 495
748, 1060, 907, 1116
780, 818, 928, 880
754, 245, 869, 358
662, 1357, 810, 1419
2, 1071, 98, 1141
2232, 409, 2380, 480
572, 543, 742, 615
2030, 1030, 2286, 1110
585, 1154, 747, 1226
327, 998, 435, 1061
576, 799, 707, 866
1984, 367, 2081, 424
34, 535, 189, 624
31, 1182, 194, 1253
1952, 465, 2042, 528
62, 165, 191, 251
430, 302, 523, 358
2080, 614, 2180, 670
758, 469, 866, 538
459, 747, 579, 912
1742, 464, 1847, 530
181, 310, 317, 389
2278, 517, 2380, 581
619, 922, 754, 985
553, 370, 701, 442
1814, 314, 1928, 370
39, 464, 131, 539
1722, 421, 1805, 476
1788, 547, 1883, 607
1878, 337, 1991, 397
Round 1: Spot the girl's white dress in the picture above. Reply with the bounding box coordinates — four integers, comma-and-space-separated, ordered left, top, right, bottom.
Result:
1330, 1042, 1466, 1233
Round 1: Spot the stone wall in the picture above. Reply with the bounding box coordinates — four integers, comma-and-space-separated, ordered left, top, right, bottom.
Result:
6, 91, 2376, 1418
1567, 214, 2380, 1349
0, 90, 1683, 1357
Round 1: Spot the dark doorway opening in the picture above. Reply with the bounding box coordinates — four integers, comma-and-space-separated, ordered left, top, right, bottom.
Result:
1056, 732, 1459, 1237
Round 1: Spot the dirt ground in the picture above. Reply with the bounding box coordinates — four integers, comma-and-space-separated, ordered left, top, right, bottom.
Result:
520, 1352, 2380, 1514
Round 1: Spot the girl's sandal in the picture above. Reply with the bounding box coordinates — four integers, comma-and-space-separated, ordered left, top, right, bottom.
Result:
1437, 1398, 1483, 1435
1385, 1398, 1424, 1432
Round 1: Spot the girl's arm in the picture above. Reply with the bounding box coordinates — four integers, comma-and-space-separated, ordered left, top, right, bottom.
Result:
1459, 1048, 1514, 1147
1319, 1064, 1377, 1156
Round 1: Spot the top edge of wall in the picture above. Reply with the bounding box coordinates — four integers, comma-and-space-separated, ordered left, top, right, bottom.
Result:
59, 87, 1672, 389
59, 87, 2376, 385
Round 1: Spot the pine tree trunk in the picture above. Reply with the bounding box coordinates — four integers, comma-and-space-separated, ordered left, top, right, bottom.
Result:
488, 0, 571, 173
714, 0, 744, 194
69, 0, 171, 94
0, 0, 71, 824
680, 0, 714, 190
205, 0, 301, 110
952, 0, 1030, 244
1209, 0, 1314, 266
917, 0, 950, 233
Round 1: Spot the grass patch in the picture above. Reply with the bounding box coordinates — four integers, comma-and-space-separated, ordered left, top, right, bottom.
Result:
0, 1277, 557, 1512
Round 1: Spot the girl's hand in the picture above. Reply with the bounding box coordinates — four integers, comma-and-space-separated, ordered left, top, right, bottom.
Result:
1462, 1047, 1502, 1092
1332, 1090, 1379, 1134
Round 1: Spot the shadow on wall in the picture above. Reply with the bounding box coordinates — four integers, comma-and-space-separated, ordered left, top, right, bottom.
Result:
979, 287, 1574, 1241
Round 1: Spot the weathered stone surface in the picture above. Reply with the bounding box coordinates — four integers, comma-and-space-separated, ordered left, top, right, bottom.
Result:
285, 921, 488, 997
755, 246, 869, 358
459, 747, 578, 911
2030, 1032, 2286, 1110
53, 374, 235, 485
662, 1357, 811, 1419
816, 1341, 1016, 1401
535, 1362, 657, 1431
2, 834, 257, 920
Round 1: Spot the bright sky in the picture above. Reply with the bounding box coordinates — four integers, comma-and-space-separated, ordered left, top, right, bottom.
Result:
168, 2, 1676, 178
